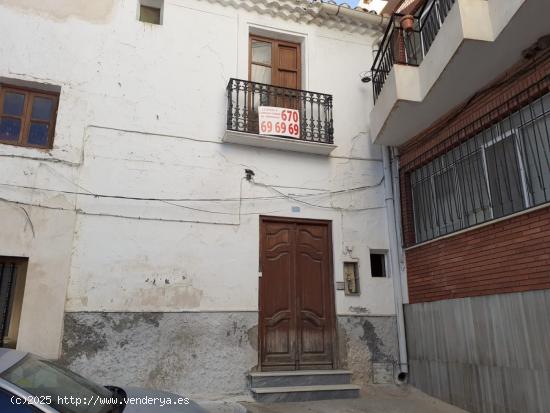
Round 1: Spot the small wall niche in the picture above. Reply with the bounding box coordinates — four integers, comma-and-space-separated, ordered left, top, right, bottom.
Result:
343, 261, 360, 296
138, 0, 163, 25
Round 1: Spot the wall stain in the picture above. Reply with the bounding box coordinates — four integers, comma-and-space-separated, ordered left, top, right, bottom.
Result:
0, 0, 115, 23
134, 285, 203, 309
109, 313, 162, 333
358, 318, 393, 363
337, 324, 349, 369
60, 315, 108, 365
247, 325, 258, 351
349, 306, 370, 314
225, 320, 251, 347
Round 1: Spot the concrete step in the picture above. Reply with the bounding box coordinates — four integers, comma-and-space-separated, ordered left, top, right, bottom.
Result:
250, 384, 361, 403
249, 369, 353, 388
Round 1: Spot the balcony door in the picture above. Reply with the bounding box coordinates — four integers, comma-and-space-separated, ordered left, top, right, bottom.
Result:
259, 217, 337, 371
248, 36, 301, 130
249, 35, 301, 90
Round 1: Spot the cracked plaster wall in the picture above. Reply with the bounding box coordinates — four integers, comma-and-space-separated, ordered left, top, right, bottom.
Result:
0, 0, 396, 361
61, 312, 397, 397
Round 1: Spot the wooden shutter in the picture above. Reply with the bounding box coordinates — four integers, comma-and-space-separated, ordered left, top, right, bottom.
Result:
249, 35, 301, 89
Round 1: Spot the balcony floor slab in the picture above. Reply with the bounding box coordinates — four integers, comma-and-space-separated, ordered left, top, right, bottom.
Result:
223, 130, 336, 156
371, 0, 548, 146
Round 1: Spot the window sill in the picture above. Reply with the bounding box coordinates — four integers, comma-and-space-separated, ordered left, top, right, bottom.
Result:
223, 130, 336, 156
0, 140, 52, 150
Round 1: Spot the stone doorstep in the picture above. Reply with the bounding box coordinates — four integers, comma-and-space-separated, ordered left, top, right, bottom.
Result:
250, 384, 361, 403
249, 369, 352, 377
249, 370, 353, 388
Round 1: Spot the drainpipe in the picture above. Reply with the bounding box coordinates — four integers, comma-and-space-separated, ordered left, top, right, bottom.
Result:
391, 147, 408, 304
382, 146, 409, 382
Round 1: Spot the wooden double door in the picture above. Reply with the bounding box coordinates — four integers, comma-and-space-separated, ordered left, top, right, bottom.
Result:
259, 217, 337, 371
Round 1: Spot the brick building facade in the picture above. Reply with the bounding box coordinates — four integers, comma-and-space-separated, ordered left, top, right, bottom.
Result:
399, 51, 550, 303
370, 0, 550, 410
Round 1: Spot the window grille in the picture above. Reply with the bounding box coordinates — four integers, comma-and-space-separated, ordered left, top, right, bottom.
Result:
410, 91, 550, 243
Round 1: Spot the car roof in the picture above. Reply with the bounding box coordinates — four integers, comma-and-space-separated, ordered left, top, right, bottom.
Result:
0, 349, 28, 373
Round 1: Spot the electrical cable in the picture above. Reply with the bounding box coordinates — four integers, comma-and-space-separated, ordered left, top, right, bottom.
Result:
0, 195, 242, 226
0, 178, 384, 203
251, 180, 386, 211
0, 175, 386, 222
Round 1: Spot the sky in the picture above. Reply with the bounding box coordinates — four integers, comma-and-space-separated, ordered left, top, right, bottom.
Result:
333, 0, 360, 6
332, 0, 388, 13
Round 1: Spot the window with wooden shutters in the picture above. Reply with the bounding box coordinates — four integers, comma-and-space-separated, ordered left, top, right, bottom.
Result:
249, 35, 301, 90
0, 84, 59, 149
249, 35, 302, 113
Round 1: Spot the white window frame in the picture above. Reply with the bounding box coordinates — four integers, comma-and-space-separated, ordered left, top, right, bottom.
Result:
480, 128, 531, 214
411, 128, 532, 242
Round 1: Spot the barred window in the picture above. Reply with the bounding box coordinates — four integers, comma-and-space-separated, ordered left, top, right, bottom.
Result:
411, 92, 550, 244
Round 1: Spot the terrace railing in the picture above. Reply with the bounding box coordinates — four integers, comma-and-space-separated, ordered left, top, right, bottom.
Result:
226, 78, 334, 145
371, 0, 456, 102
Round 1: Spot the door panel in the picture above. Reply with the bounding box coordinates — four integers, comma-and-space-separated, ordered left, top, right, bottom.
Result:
259, 218, 335, 371
275, 45, 300, 111
260, 223, 296, 368
295, 224, 334, 368
278, 46, 298, 71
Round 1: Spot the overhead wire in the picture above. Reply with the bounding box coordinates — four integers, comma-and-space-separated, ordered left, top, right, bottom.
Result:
0, 177, 384, 203
251, 180, 386, 211
0, 175, 385, 222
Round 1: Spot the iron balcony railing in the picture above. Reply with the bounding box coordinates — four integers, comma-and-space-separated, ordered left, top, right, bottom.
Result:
371, 0, 456, 102
226, 78, 334, 144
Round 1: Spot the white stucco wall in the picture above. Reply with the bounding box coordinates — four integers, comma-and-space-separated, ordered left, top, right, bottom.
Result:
0, 0, 394, 358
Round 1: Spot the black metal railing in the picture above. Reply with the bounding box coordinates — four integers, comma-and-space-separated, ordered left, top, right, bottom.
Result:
371, 0, 456, 102
0, 261, 17, 348
226, 78, 334, 144
407, 78, 550, 244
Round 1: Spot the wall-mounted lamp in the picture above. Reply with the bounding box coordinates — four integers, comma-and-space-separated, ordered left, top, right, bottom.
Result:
244, 169, 255, 181
360, 71, 372, 83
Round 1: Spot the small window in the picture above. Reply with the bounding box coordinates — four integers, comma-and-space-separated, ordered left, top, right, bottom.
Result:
0, 258, 28, 349
138, 0, 163, 25
370, 253, 387, 278
0, 85, 59, 149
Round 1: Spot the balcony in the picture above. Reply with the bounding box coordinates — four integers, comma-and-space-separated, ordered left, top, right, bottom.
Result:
371, 0, 456, 102
223, 78, 336, 155
369, 0, 548, 146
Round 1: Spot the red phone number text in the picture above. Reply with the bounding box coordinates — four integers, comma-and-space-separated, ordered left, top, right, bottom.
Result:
260, 110, 300, 136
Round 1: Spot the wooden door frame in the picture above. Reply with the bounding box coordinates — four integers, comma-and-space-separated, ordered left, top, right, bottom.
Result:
258, 216, 338, 371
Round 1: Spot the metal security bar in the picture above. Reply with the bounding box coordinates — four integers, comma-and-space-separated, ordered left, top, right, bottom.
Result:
226, 78, 334, 144
409, 85, 550, 244
0, 262, 17, 348
371, 0, 456, 102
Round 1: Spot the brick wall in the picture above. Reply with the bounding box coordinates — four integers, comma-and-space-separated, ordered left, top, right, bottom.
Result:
398, 50, 550, 303
406, 205, 550, 303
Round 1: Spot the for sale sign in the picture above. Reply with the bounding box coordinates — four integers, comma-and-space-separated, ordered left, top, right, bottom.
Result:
258, 106, 300, 139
